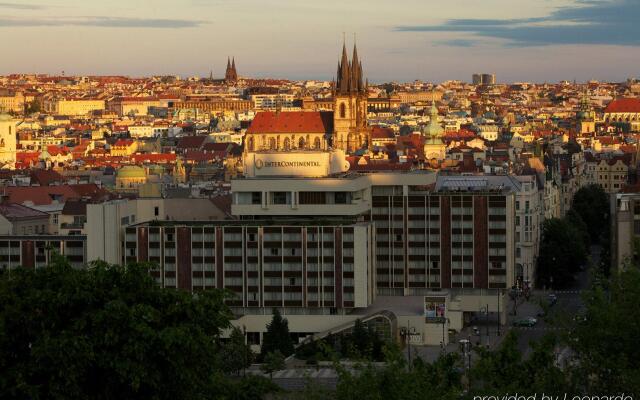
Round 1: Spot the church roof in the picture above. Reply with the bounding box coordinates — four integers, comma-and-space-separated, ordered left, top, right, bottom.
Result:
605, 98, 640, 113
246, 111, 334, 134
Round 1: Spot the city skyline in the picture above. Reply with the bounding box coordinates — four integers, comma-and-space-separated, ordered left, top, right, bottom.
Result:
1, 0, 639, 83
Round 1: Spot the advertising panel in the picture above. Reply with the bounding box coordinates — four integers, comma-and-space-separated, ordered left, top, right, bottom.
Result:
424, 296, 447, 323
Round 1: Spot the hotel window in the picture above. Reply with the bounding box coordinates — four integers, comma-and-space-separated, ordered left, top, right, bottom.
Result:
299, 192, 325, 205
334, 192, 348, 204
272, 192, 289, 205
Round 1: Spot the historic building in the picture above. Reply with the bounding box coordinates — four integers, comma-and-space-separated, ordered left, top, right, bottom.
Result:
576, 92, 596, 134
0, 112, 17, 169
244, 43, 369, 154
225, 57, 238, 82
422, 101, 446, 162
332, 42, 369, 152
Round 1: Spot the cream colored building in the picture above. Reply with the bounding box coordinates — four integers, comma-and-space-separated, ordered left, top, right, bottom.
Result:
44, 98, 105, 116
0, 113, 17, 169
596, 158, 629, 193
0, 92, 25, 113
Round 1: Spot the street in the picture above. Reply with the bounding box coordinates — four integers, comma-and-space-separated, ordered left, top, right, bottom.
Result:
412, 246, 597, 362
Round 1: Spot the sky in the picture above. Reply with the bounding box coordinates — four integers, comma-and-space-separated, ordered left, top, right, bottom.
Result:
1, 0, 639, 83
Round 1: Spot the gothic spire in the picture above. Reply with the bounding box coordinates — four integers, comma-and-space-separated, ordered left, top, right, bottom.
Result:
338, 40, 351, 94
351, 43, 359, 93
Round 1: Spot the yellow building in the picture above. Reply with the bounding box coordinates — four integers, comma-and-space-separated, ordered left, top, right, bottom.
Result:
110, 139, 138, 156
44, 98, 105, 116
0, 92, 25, 113
0, 113, 17, 169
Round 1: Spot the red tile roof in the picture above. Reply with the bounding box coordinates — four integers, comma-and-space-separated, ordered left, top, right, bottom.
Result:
371, 126, 395, 140
30, 170, 65, 186
131, 153, 177, 164
177, 135, 207, 150
246, 111, 333, 134
113, 139, 134, 147
3, 184, 111, 206
605, 98, 640, 113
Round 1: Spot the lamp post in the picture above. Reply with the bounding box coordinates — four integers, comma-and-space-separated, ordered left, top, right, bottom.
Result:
497, 289, 501, 336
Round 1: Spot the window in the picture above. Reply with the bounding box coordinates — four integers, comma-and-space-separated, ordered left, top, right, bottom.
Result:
154, 207, 159, 216
272, 192, 288, 205
299, 192, 325, 205
334, 192, 347, 204
270, 248, 279, 256
251, 192, 261, 205
339, 103, 346, 118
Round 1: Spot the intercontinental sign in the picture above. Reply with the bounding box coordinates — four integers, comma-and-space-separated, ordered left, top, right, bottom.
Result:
255, 159, 322, 169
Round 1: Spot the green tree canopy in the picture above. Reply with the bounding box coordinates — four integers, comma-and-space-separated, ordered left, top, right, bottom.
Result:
571, 184, 610, 244
0, 260, 233, 400
537, 217, 587, 288
261, 309, 294, 358
570, 267, 640, 395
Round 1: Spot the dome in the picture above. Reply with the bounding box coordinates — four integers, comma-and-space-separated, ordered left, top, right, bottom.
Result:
422, 102, 443, 138
117, 165, 146, 178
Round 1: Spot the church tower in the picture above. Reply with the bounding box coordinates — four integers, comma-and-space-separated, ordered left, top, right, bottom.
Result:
225, 57, 238, 82
0, 112, 17, 170
333, 41, 368, 153
576, 90, 595, 134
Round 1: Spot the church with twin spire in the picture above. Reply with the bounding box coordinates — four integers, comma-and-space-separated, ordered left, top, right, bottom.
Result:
244, 41, 370, 154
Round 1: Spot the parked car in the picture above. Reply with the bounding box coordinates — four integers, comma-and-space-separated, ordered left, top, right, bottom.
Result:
513, 317, 538, 327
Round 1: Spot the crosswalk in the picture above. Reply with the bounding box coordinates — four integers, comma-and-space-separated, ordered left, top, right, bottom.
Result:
511, 326, 565, 331
552, 290, 582, 294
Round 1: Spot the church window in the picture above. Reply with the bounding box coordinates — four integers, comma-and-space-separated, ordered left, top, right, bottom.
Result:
339, 103, 346, 118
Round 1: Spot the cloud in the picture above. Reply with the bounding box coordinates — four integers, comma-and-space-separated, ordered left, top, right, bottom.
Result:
436, 39, 478, 47
395, 0, 640, 47
0, 16, 207, 28
0, 2, 43, 9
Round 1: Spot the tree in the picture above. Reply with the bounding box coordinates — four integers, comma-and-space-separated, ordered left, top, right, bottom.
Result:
571, 184, 610, 244
261, 309, 294, 358
469, 332, 573, 396
335, 346, 462, 400
261, 350, 286, 380
537, 218, 587, 288
570, 267, 640, 395
24, 100, 41, 114
0, 261, 233, 400
219, 326, 254, 376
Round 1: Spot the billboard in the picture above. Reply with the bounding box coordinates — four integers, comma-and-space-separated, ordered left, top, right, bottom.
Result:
424, 296, 446, 322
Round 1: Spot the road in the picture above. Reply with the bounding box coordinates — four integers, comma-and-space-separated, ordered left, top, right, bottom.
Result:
413, 246, 597, 362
